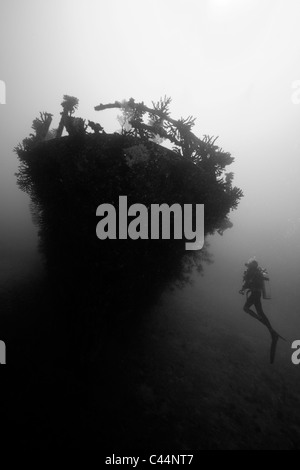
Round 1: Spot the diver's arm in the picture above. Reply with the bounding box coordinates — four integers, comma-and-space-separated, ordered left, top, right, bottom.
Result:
240, 278, 249, 292
240, 269, 251, 294
239, 283, 247, 295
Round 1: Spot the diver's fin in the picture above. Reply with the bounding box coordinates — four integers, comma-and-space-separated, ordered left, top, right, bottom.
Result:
270, 333, 279, 364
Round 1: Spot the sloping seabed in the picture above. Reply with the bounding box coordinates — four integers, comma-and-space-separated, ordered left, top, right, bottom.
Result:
0, 279, 299, 450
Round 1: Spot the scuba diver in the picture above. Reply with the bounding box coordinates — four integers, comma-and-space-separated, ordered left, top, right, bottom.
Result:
239, 258, 285, 364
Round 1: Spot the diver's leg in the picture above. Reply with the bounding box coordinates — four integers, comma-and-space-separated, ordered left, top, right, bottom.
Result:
244, 292, 278, 332
255, 299, 286, 342
253, 292, 280, 363
243, 293, 263, 322
253, 295, 274, 334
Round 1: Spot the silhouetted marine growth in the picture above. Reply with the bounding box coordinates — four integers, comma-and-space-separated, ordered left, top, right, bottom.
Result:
14, 95, 243, 327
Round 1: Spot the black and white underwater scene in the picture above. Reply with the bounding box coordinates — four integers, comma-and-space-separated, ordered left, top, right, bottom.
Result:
1, 0, 300, 450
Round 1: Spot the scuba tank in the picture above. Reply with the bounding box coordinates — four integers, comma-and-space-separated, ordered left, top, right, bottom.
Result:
261, 268, 271, 300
